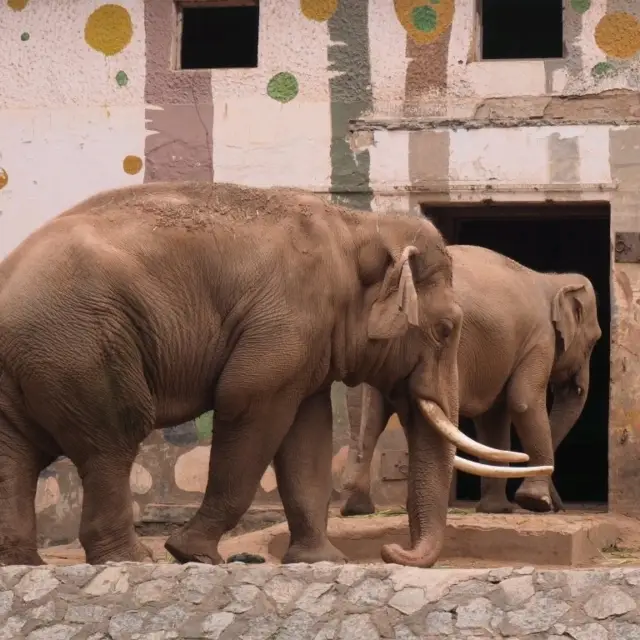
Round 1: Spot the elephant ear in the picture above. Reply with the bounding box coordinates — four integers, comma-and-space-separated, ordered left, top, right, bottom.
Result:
551, 284, 586, 352
368, 246, 419, 340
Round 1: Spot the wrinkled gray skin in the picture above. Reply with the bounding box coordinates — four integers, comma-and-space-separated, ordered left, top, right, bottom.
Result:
341, 244, 601, 516
0, 181, 533, 570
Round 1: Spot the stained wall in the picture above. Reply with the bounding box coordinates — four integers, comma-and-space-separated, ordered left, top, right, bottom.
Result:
0, 0, 639, 544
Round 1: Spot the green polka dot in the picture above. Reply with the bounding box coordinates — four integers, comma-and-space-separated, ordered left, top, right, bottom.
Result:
571, 0, 591, 13
116, 70, 129, 87
412, 5, 437, 33
20, 32, 29, 41
195, 411, 214, 442
267, 72, 299, 103
591, 61, 616, 78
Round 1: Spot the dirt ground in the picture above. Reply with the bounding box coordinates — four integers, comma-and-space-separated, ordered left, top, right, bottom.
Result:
40, 506, 640, 569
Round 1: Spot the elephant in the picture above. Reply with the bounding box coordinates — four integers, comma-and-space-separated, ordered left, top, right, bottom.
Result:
340, 244, 600, 517
0, 182, 549, 569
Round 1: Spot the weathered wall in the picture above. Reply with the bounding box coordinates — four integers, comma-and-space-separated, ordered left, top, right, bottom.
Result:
1, 0, 640, 544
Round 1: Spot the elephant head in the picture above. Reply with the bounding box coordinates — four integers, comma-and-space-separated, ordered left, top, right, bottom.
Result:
350, 214, 551, 567
549, 276, 601, 454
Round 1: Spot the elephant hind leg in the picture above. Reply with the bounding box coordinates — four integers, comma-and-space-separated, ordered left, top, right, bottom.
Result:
75, 451, 152, 565
274, 389, 346, 564
474, 403, 515, 514
0, 407, 58, 565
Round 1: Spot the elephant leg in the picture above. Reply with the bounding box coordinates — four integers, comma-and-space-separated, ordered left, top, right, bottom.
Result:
76, 449, 152, 564
274, 389, 346, 564
341, 384, 392, 517
507, 362, 555, 513
0, 417, 56, 565
473, 403, 515, 514
165, 397, 300, 565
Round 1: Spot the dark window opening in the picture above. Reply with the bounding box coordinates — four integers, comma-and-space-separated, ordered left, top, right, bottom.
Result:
428, 203, 611, 507
179, 3, 259, 70
480, 0, 564, 60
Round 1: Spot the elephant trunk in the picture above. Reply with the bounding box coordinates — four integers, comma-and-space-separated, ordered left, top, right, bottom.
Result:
381, 392, 459, 568
550, 365, 590, 450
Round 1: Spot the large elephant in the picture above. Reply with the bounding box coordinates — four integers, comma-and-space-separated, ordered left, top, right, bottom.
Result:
341, 244, 600, 517
0, 183, 548, 569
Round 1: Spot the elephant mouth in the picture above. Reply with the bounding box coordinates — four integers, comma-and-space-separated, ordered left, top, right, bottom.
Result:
418, 399, 554, 479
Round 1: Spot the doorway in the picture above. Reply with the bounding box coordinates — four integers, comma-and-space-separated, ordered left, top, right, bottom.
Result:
426, 203, 611, 507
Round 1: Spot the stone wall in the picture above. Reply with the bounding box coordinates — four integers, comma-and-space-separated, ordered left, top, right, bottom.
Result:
3, 562, 640, 639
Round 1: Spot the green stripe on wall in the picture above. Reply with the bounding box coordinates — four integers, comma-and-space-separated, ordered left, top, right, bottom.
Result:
327, 0, 373, 211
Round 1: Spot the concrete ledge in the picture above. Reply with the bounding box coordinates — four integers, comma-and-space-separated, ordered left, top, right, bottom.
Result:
2, 562, 640, 639
223, 514, 620, 568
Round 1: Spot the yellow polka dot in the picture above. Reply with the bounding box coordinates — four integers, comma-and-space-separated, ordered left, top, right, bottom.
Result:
123, 155, 143, 175
595, 12, 640, 59
7, 0, 29, 10
394, 0, 455, 45
300, 0, 338, 21
0, 169, 7, 190
85, 4, 133, 56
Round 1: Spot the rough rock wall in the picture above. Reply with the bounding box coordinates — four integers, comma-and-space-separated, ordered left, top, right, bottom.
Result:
2, 563, 640, 639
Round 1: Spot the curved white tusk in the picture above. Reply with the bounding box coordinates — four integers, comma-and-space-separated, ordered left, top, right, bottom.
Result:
454, 456, 554, 478
419, 399, 529, 464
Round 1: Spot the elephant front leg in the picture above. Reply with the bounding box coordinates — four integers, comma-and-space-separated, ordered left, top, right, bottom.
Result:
274, 389, 346, 564
473, 403, 515, 514
508, 365, 555, 513
165, 397, 300, 565
341, 384, 392, 517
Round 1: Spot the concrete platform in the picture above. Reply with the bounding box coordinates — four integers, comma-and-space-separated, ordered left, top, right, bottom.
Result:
220, 512, 622, 567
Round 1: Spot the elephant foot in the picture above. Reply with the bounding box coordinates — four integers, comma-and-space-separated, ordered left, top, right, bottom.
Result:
475, 497, 514, 514
514, 482, 552, 513
0, 547, 46, 566
340, 489, 376, 517
549, 481, 565, 513
282, 539, 347, 565
86, 538, 154, 565
165, 527, 223, 565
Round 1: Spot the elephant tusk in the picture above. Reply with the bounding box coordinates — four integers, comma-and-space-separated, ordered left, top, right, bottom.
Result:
419, 399, 530, 464
454, 456, 554, 478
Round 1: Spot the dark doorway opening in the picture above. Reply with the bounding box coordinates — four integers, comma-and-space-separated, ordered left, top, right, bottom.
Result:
480, 0, 564, 60
427, 203, 610, 506
180, 3, 260, 70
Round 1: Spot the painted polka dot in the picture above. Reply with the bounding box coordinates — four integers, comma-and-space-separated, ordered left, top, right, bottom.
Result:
175, 446, 210, 493
20, 32, 29, 41
395, 0, 454, 44
595, 13, 640, 59
570, 0, 591, 14
130, 462, 153, 495
7, 0, 29, 10
0, 169, 7, 190
122, 155, 143, 175
195, 411, 213, 442
116, 70, 129, 87
85, 4, 133, 56
412, 5, 437, 32
591, 61, 616, 79
299, 0, 338, 22
267, 72, 299, 103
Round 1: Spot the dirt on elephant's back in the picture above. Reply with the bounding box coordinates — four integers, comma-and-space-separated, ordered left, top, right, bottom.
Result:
40, 509, 640, 569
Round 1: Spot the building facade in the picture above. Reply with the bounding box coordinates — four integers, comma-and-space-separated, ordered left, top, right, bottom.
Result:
1, 0, 639, 544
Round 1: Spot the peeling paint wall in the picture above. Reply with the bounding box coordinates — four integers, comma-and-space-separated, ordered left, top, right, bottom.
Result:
1, 0, 640, 544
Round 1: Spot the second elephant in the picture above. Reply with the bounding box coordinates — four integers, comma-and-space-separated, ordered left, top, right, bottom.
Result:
341, 244, 601, 516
